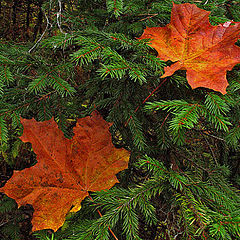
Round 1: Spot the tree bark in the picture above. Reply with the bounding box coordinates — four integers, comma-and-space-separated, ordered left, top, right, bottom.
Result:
33, 0, 43, 41
26, 0, 32, 39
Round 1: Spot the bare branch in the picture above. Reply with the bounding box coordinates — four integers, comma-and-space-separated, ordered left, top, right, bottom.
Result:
29, 1, 53, 53
57, 0, 67, 34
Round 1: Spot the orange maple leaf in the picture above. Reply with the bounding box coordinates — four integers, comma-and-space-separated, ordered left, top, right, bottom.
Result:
0, 111, 130, 231
139, 3, 240, 94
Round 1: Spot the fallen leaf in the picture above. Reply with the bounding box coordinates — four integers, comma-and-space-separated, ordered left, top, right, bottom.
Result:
0, 111, 130, 231
139, 3, 240, 94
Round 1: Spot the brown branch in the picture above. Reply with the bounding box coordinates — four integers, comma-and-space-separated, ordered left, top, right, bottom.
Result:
193, 129, 225, 141
138, 13, 158, 22
88, 195, 119, 240
200, 131, 218, 165
125, 78, 168, 126
29, 1, 52, 53
174, 150, 211, 174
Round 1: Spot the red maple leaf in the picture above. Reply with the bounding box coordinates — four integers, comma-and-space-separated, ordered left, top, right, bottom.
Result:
0, 111, 130, 231
139, 3, 240, 94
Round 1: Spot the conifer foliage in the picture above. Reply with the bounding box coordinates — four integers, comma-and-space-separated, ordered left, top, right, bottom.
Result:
0, 0, 240, 240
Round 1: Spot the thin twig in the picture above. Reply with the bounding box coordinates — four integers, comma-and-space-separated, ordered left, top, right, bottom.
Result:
175, 151, 211, 173
204, 0, 209, 5
192, 128, 225, 141
29, 1, 53, 53
160, 113, 170, 129
139, 13, 158, 22
200, 132, 218, 165
0, 221, 8, 227
201, 131, 225, 142
0, 91, 56, 117
88, 195, 119, 240
57, 0, 67, 34
125, 78, 168, 126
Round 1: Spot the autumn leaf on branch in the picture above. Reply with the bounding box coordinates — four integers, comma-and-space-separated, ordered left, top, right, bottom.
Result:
139, 3, 240, 94
0, 111, 130, 232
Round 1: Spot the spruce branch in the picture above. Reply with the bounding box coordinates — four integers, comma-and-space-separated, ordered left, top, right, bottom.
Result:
88, 195, 119, 240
